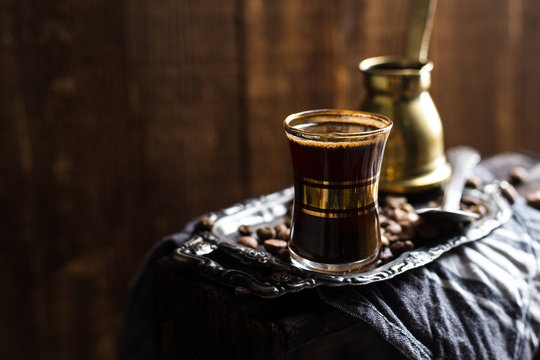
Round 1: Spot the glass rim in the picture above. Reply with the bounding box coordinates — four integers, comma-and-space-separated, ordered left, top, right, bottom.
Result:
283, 109, 392, 142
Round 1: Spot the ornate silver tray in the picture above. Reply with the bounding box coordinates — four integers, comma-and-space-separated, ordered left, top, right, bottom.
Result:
174, 183, 512, 298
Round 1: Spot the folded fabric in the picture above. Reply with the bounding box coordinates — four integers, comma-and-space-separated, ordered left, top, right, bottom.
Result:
318, 200, 540, 359
118, 221, 195, 360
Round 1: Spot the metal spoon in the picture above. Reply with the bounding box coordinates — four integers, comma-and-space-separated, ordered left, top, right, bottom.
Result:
406, 0, 438, 63
416, 146, 481, 223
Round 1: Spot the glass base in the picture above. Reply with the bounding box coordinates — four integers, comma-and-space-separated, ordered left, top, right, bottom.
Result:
288, 247, 380, 275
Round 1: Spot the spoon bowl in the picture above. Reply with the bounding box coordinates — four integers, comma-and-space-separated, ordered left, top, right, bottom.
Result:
416, 146, 481, 224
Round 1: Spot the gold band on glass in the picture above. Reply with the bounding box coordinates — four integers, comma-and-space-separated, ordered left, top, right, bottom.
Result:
296, 175, 378, 218
299, 175, 378, 186
300, 206, 376, 218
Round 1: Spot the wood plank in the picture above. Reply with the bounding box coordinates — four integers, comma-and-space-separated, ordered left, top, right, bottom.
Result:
124, 0, 247, 231
430, 0, 511, 156
519, 0, 540, 153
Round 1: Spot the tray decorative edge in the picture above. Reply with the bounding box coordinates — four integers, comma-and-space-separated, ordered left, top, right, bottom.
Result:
174, 183, 513, 298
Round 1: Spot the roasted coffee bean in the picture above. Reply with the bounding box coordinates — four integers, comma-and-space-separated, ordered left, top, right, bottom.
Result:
237, 236, 259, 249
238, 224, 254, 236
380, 216, 392, 228
397, 219, 410, 228
384, 220, 402, 235
234, 286, 252, 298
379, 206, 392, 219
379, 247, 394, 264
390, 240, 414, 257
257, 226, 276, 241
461, 195, 482, 207
276, 248, 291, 262
275, 227, 291, 241
384, 195, 408, 209
275, 223, 288, 233
400, 202, 415, 214
472, 204, 488, 217
407, 211, 420, 224
263, 239, 288, 254
392, 208, 410, 222
465, 176, 483, 189
509, 166, 528, 185
384, 208, 397, 221
527, 191, 540, 210
387, 234, 400, 243
381, 234, 390, 247
195, 216, 215, 231
499, 181, 519, 204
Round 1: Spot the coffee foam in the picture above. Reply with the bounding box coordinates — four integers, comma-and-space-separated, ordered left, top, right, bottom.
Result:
287, 134, 386, 149
286, 121, 389, 148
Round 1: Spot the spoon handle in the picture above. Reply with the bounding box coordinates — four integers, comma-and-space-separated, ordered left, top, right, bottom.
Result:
406, 0, 438, 63
441, 147, 481, 211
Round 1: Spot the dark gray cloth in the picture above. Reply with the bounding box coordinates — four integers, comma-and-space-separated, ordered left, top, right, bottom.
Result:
118, 221, 195, 360
318, 201, 540, 359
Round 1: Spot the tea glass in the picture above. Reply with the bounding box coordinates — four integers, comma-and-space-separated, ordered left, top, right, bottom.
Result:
284, 109, 392, 274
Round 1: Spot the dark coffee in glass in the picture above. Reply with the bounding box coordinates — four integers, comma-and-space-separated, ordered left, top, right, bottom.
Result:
284, 110, 392, 274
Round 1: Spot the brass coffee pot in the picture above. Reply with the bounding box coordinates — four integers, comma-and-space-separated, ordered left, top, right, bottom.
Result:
359, 56, 450, 193
359, 0, 450, 194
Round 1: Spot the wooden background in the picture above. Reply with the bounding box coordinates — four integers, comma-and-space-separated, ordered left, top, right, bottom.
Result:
1, 0, 539, 358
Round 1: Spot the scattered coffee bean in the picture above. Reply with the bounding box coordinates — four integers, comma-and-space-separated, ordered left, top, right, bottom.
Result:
392, 208, 410, 222
499, 181, 519, 204
509, 166, 528, 185
195, 216, 215, 231
527, 191, 540, 210
238, 224, 254, 236
473, 204, 488, 217
274, 223, 288, 233
379, 247, 394, 264
381, 234, 390, 247
387, 234, 400, 243
237, 236, 259, 249
384, 195, 408, 208
276, 248, 290, 262
275, 227, 291, 241
257, 226, 276, 241
461, 195, 482, 207
263, 239, 288, 254
384, 220, 402, 235
407, 211, 420, 223
465, 176, 483, 189
390, 240, 414, 257
380, 216, 392, 228
400, 202, 415, 213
